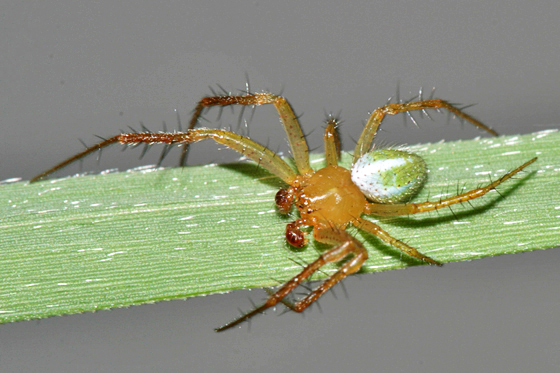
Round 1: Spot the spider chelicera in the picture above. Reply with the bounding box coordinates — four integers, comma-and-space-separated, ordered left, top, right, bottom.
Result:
31, 91, 537, 332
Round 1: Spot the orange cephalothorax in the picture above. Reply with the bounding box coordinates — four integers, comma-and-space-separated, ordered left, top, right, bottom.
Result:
296, 166, 366, 227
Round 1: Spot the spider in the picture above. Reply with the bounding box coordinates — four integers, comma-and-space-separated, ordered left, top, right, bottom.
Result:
31, 91, 537, 332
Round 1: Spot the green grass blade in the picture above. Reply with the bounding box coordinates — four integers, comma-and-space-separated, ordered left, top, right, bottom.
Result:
1, 130, 559, 323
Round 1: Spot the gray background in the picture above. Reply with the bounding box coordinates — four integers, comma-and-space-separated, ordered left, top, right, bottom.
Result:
1, 1, 560, 372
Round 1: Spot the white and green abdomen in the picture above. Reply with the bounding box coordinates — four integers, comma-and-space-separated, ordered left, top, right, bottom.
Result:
351, 149, 427, 204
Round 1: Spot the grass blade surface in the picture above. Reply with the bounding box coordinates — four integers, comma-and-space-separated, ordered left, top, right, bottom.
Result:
0, 130, 559, 323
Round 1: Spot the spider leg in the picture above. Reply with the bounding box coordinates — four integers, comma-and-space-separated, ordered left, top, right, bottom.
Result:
30, 136, 122, 182
353, 99, 499, 163
353, 218, 441, 265
31, 128, 298, 184
180, 92, 313, 174
324, 116, 341, 167
215, 224, 368, 332
366, 157, 537, 216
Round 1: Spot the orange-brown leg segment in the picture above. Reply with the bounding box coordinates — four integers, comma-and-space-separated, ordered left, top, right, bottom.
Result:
215, 225, 368, 332
353, 99, 499, 163
353, 218, 441, 266
181, 92, 313, 174
30, 136, 122, 182
366, 157, 537, 217
31, 128, 298, 184
324, 117, 341, 167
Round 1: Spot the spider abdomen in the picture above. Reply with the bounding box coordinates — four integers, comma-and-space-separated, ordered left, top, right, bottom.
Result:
351, 149, 427, 204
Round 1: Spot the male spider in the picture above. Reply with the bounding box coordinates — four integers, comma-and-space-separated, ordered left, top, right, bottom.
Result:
31, 91, 537, 332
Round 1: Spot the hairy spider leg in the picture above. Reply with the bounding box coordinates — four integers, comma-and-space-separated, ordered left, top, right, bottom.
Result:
181, 93, 313, 174
324, 117, 341, 167
353, 218, 441, 265
353, 99, 499, 163
215, 225, 368, 332
30, 137, 121, 182
30, 129, 298, 184
177, 99, 206, 166
365, 157, 538, 216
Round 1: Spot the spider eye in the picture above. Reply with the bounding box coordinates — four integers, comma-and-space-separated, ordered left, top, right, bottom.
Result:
350, 149, 427, 203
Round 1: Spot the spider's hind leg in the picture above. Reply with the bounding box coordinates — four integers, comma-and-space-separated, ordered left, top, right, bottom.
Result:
353, 99, 499, 164
353, 218, 441, 266
365, 157, 538, 217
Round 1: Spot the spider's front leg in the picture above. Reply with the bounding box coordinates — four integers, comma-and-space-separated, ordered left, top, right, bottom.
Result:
30, 128, 298, 184
183, 92, 313, 174
215, 224, 368, 332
